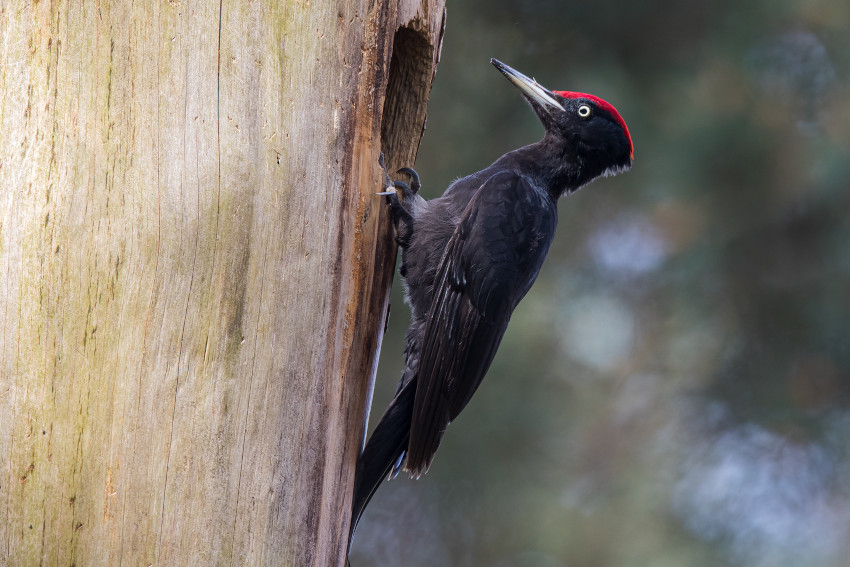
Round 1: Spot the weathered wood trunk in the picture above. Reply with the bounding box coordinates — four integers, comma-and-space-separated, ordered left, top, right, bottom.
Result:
0, 1, 444, 565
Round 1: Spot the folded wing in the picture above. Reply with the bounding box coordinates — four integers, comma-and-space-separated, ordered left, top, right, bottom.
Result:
405, 171, 557, 476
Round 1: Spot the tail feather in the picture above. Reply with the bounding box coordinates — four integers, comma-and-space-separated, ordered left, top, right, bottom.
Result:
348, 376, 417, 550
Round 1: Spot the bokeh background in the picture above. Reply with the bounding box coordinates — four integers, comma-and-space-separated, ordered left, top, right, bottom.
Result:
350, 0, 850, 565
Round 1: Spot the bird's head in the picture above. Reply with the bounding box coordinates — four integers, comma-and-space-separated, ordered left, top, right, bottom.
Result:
491, 59, 633, 184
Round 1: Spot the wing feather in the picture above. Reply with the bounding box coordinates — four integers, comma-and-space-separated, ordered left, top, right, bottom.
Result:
405, 171, 557, 476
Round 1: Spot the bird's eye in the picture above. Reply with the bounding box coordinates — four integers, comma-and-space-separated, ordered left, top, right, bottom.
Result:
577, 104, 592, 118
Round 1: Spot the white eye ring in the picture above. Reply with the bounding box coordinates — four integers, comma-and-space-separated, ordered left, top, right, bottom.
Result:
578, 104, 592, 118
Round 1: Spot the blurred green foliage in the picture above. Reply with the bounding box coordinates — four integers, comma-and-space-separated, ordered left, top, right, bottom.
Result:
351, 0, 850, 565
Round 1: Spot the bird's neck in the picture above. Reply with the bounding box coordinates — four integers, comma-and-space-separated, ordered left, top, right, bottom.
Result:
504, 137, 583, 199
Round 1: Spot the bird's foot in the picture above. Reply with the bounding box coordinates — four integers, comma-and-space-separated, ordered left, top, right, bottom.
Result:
375, 156, 421, 202
396, 167, 421, 195
376, 155, 420, 247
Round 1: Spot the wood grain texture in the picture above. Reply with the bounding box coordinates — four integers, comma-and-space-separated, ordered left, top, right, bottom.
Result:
0, 0, 444, 565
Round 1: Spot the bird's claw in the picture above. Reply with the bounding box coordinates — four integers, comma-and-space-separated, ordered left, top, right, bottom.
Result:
378, 152, 393, 187
396, 167, 421, 194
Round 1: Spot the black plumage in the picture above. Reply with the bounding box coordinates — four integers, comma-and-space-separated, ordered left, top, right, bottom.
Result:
349, 59, 634, 550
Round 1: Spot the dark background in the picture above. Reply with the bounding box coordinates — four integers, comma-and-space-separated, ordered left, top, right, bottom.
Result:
351, 1, 850, 565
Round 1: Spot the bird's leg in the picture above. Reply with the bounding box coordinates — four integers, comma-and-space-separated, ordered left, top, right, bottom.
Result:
386, 168, 423, 247
376, 156, 419, 248
383, 184, 415, 247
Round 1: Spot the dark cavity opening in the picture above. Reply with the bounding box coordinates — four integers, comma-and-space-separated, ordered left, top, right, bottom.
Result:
380, 26, 434, 173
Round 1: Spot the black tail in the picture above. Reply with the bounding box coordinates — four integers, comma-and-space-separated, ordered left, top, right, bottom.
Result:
348, 376, 417, 551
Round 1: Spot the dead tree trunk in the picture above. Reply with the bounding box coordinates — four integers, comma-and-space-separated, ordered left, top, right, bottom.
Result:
0, 1, 444, 565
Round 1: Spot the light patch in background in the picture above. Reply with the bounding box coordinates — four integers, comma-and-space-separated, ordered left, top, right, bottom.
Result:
745, 30, 836, 131
560, 293, 635, 372
614, 372, 661, 424
588, 216, 668, 277
673, 416, 850, 567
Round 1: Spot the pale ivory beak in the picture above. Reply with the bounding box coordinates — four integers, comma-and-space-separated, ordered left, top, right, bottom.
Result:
491, 58, 562, 112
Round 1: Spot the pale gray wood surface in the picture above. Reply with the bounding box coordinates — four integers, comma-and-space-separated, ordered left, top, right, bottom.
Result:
0, 1, 444, 565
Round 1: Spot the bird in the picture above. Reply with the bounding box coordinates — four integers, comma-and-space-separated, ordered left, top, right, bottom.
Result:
348, 58, 634, 551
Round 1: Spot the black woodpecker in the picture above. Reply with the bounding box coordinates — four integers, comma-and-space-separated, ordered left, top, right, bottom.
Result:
349, 59, 634, 550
